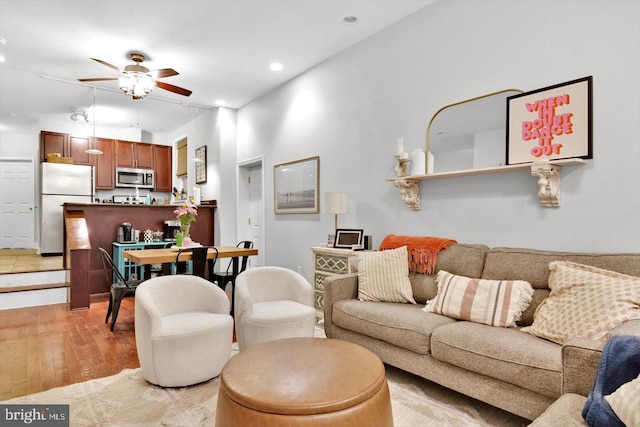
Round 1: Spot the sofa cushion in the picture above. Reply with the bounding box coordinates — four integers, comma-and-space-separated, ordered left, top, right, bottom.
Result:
482, 248, 640, 289
332, 300, 456, 354
482, 248, 640, 327
434, 243, 489, 279
522, 261, 640, 344
528, 393, 587, 427
424, 270, 533, 327
356, 246, 416, 303
409, 273, 438, 305
431, 321, 562, 398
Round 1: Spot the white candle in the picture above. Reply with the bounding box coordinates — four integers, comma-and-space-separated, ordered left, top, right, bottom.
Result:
397, 137, 404, 154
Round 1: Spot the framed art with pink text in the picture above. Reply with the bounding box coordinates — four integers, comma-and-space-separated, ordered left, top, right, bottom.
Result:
506, 76, 592, 165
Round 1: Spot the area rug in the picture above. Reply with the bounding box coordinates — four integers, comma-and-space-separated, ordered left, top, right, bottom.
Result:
3, 326, 497, 426
4, 366, 495, 427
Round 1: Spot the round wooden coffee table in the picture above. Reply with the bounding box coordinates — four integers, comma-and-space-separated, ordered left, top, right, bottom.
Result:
215, 337, 393, 426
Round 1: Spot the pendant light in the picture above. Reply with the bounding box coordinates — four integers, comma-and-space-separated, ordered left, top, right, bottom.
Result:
191, 107, 204, 164
85, 87, 103, 155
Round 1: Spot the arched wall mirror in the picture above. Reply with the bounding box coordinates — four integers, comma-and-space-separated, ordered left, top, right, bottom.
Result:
426, 89, 523, 174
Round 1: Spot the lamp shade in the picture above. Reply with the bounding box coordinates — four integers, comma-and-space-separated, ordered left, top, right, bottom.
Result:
323, 192, 349, 215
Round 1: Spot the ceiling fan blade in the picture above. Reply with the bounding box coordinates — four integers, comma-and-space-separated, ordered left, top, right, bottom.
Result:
150, 68, 179, 78
155, 80, 192, 97
90, 58, 123, 72
78, 77, 120, 82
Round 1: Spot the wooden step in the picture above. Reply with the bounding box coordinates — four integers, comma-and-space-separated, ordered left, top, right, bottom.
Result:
0, 248, 38, 256
0, 282, 68, 294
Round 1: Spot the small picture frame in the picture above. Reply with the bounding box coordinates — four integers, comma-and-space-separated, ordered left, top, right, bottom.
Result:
506, 76, 593, 165
195, 145, 207, 184
334, 229, 364, 249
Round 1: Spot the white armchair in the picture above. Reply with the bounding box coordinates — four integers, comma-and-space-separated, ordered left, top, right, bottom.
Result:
234, 266, 317, 351
135, 275, 234, 387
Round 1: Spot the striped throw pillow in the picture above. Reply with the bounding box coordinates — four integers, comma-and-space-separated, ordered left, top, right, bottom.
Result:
357, 246, 416, 303
605, 374, 640, 427
424, 270, 533, 327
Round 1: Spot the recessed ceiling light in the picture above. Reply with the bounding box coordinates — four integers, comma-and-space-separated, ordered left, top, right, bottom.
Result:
342, 16, 358, 25
269, 62, 283, 72
215, 100, 227, 106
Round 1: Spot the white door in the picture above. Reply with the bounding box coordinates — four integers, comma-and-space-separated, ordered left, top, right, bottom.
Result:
248, 165, 263, 267
237, 159, 264, 268
0, 159, 36, 249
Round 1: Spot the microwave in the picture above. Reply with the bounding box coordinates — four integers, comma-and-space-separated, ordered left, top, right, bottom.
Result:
115, 167, 154, 189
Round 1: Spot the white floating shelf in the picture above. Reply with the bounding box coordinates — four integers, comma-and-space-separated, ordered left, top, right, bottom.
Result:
387, 158, 587, 210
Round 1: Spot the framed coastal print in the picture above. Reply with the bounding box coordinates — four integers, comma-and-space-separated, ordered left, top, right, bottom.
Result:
274, 156, 319, 214
506, 76, 592, 165
195, 145, 207, 184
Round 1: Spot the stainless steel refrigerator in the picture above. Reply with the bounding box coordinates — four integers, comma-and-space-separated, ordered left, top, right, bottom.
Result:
40, 163, 94, 255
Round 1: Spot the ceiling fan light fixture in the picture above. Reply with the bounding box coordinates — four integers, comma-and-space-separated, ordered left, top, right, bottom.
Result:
119, 72, 154, 99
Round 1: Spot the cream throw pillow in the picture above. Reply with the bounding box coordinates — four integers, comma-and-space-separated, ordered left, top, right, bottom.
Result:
423, 270, 533, 327
521, 261, 640, 344
357, 246, 416, 303
604, 373, 640, 427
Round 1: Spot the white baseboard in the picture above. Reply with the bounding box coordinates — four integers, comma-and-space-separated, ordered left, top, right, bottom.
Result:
0, 287, 67, 310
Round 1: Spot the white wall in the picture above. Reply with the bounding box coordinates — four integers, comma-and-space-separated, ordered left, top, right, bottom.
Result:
165, 107, 240, 246
236, 0, 640, 280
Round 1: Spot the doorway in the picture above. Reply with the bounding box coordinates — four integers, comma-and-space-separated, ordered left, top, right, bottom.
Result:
237, 158, 264, 268
0, 159, 36, 249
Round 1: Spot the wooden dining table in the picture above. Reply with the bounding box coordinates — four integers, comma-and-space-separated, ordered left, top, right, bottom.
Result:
123, 245, 258, 280
123, 245, 258, 316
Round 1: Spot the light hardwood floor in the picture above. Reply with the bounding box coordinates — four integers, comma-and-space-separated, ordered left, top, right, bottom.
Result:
0, 294, 138, 400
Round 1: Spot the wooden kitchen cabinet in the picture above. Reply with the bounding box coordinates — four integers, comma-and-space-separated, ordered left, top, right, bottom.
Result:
116, 140, 154, 169
136, 143, 154, 169
93, 138, 115, 190
40, 131, 67, 161
68, 136, 92, 165
154, 145, 172, 192
115, 140, 135, 168
40, 131, 92, 165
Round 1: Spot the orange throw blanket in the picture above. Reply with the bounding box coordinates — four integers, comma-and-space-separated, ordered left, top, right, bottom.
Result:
379, 234, 457, 274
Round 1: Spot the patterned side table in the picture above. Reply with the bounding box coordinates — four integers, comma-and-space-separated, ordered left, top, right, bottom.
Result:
311, 247, 358, 311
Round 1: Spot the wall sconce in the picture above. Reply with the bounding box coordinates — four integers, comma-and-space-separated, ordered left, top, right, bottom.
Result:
323, 192, 349, 231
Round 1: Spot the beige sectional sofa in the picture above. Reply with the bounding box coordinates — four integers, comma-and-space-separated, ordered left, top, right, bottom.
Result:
322, 244, 640, 421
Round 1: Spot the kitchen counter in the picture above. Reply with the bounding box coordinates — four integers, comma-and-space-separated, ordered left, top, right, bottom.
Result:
62, 202, 217, 295
70, 201, 217, 207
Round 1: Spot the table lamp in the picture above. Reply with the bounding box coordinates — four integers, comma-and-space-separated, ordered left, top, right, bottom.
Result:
323, 192, 349, 231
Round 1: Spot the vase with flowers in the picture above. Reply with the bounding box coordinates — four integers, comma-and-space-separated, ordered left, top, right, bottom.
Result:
174, 202, 198, 246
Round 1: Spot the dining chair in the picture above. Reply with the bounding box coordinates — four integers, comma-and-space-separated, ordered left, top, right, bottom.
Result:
150, 242, 173, 277
211, 240, 253, 291
175, 246, 218, 279
99, 247, 143, 331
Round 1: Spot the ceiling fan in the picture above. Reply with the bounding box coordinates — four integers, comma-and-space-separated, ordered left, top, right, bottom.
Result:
78, 52, 192, 99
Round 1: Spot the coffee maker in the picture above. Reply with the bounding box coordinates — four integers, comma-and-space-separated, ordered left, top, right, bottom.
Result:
117, 222, 135, 243
163, 219, 180, 242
